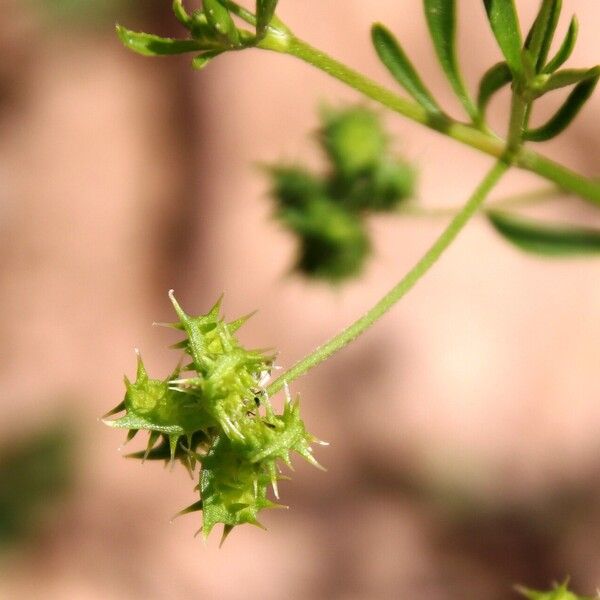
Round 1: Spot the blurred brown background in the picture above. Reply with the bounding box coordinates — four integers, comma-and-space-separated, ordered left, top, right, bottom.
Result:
1, 1, 599, 598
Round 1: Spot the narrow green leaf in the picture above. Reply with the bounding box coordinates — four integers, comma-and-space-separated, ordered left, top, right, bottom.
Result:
172, 0, 192, 28
203, 0, 240, 45
542, 66, 600, 93
477, 61, 512, 116
116, 25, 202, 57
423, 0, 478, 120
371, 24, 442, 114
524, 0, 562, 72
483, 0, 523, 75
188, 11, 215, 41
192, 50, 223, 70
256, 0, 278, 38
488, 210, 600, 256
525, 73, 599, 141
543, 15, 578, 74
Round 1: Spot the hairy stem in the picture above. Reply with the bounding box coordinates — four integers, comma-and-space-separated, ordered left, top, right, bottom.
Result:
267, 161, 508, 395
271, 36, 600, 206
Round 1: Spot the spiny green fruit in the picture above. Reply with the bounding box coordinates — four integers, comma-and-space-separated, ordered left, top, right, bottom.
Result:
104, 293, 324, 541
320, 106, 389, 177
168, 292, 274, 440
197, 393, 323, 538
199, 434, 279, 538
104, 354, 215, 462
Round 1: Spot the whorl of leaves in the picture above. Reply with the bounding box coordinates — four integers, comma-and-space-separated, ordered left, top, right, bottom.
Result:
104, 292, 323, 541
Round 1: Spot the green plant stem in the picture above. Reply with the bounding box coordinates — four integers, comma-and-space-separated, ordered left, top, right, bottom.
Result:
266, 161, 508, 395
279, 37, 502, 154
506, 92, 529, 157
269, 36, 600, 206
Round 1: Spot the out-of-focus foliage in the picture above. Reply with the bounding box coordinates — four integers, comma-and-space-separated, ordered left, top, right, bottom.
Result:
0, 421, 75, 549
26, 0, 138, 26
268, 106, 416, 282
487, 210, 600, 256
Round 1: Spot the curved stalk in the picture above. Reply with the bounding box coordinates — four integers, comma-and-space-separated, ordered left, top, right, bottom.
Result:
267, 161, 508, 395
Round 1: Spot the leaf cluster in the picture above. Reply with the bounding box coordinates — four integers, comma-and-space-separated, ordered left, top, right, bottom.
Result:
104, 293, 323, 541
372, 0, 598, 142
371, 0, 600, 257
269, 106, 416, 282
117, 0, 287, 70
481, 0, 598, 142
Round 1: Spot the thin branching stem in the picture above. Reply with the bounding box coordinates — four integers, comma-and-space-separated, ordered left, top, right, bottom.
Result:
267, 160, 508, 395
259, 36, 600, 206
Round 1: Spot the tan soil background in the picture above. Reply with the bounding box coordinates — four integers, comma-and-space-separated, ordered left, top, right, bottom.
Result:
1, 1, 599, 598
